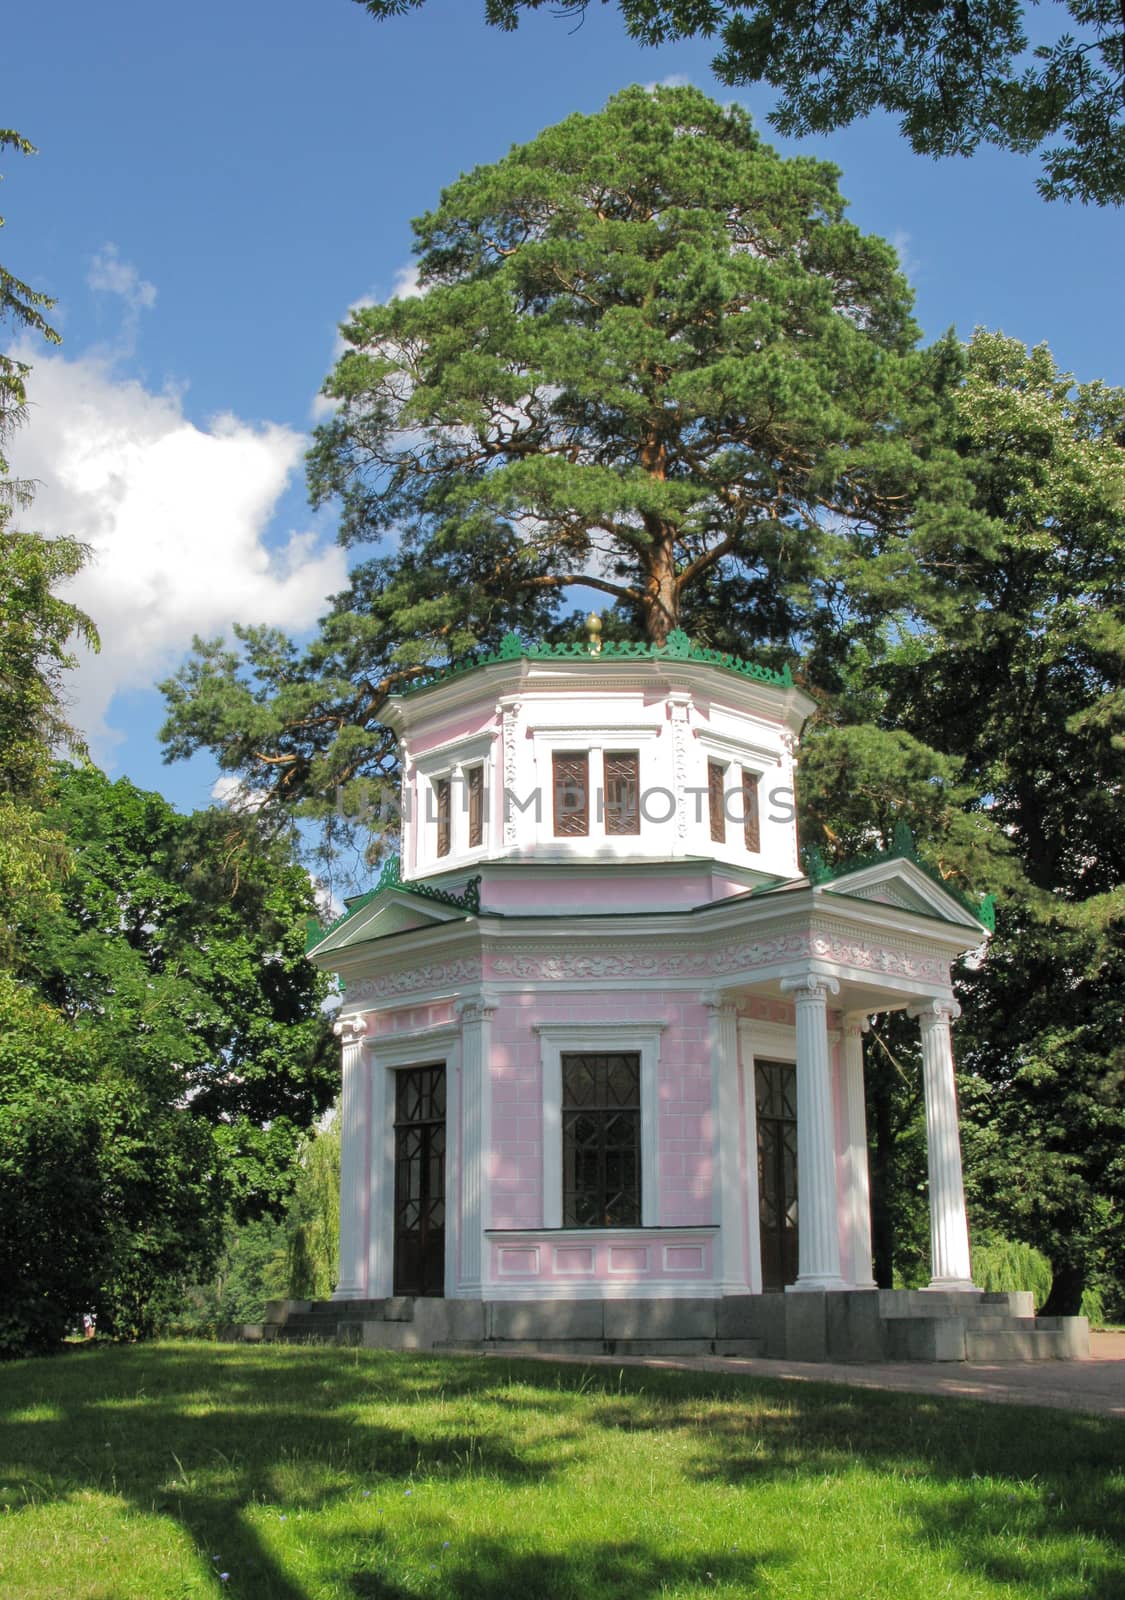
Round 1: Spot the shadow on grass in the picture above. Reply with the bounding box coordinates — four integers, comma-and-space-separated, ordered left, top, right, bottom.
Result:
0, 1344, 1122, 1599
347, 1538, 781, 1599
0, 1344, 566, 1600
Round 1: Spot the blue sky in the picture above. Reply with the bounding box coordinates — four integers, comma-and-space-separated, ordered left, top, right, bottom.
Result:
6, 0, 1124, 815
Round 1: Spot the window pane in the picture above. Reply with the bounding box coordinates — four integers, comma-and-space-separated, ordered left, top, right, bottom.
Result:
434, 777, 451, 857
466, 765, 484, 848
561, 1052, 641, 1227
742, 768, 761, 852
553, 752, 589, 837
604, 751, 639, 835
708, 759, 726, 844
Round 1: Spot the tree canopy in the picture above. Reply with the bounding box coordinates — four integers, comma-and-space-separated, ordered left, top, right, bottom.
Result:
164, 84, 960, 832
2, 765, 337, 1351
161, 87, 1125, 1313
359, 1, 1125, 203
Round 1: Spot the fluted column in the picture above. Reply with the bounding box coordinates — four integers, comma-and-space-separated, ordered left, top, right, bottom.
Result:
705, 994, 747, 1291
780, 973, 845, 1290
455, 995, 495, 1294
332, 1014, 370, 1301
909, 998, 975, 1291
841, 1013, 876, 1289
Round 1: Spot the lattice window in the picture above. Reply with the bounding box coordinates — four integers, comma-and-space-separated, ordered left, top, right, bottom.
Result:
466, 764, 484, 848
603, 751, 639, 836
553, 751, 589, 837
708, 758, 726, 844
434, 776, 451, 857
562, 1052, 641, 1227
742, 768, 761, 853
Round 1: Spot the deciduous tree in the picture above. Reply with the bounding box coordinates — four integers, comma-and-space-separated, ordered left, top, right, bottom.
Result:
359, 2, 1125, 203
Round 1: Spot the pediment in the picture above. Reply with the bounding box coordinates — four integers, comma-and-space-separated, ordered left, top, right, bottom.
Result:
820, 857, 986, 931
309, 888, 468, 960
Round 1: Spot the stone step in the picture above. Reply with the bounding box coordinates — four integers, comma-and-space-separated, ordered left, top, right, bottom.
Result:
964, 1327, 1078, 1362
476, 1337, 768, 1359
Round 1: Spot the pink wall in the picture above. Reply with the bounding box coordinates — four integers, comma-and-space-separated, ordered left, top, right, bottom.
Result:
487, 989, 714, 1231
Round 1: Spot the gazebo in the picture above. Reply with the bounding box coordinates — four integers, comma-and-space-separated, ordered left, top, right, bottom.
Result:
292, 629, 1086, 1362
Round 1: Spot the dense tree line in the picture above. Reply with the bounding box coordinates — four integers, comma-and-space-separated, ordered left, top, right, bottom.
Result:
164, 88, 1125, 1313
0, 134, 336, 1357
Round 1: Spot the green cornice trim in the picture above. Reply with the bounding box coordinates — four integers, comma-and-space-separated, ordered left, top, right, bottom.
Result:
307, 855, 482, 950
802, 822, 994, 928
392, 628, 794, 698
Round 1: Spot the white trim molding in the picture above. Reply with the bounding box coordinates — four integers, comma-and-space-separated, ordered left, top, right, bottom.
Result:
534, 1021, 666, 1231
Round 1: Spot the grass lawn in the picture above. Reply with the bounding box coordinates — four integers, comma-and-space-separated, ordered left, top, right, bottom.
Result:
1, 1343, 1122, 1600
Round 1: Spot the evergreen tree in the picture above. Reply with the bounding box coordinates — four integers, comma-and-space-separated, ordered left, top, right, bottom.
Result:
163, 85, 958, 837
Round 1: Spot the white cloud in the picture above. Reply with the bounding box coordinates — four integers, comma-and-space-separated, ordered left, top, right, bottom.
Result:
88, 244, 158, 313
8, 346, 348, 764
389, 263, 424, 300
642, 73, 694, 92
890, 230, 920, 282
310, 266, 427, 422
211, 774, 270, 813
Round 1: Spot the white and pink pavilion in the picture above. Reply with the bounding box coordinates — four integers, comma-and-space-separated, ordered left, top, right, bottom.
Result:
298, 627, 1020, 1358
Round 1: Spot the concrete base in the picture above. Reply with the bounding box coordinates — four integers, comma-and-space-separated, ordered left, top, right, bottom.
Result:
261, 1291, 1090, 1364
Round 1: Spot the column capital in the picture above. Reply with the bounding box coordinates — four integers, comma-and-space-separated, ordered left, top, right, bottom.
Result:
907, 997, 962, 1025
842, 1011, 872, 1036
780, 972, 840, 1003
701, 989, 739, 1018
333, 1013, 369, 1047
455, 993, 497, 1024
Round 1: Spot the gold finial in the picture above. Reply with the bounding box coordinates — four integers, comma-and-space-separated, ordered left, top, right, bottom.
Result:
586, 611, 603, 655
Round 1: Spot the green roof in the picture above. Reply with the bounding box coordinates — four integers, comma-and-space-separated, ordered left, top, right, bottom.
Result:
306, 856, 482, 952
392, 628, 794, 698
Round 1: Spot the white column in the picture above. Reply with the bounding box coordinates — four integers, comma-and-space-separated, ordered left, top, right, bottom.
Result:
705, 994, 747, 1292
332, 1014, 370, 1301
841, 1013, 876, 1289
455, 995, 495, 1295
909, 998, 976, 1291
780, 973, 845, 1290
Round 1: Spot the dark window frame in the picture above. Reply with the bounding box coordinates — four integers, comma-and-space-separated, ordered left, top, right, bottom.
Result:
708, 758, 726, 844
553, 750, 590, 837
466, 764, 484, 849
434, 775, 451, 857
561, 1051, 641, 1228
603, 750, 640, 836
741, 767, 761, 853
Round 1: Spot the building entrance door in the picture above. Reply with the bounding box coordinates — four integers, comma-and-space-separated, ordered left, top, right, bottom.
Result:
756, 1058, 799, 1289
393, 1064, 446, 1297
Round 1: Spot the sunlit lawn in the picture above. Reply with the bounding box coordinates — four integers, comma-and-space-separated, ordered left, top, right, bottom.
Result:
1, 1342, 1122, 1600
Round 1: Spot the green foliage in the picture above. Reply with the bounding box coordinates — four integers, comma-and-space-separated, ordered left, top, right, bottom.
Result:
177, 1216, 290, 1332
0, 129, 61, 487
971, 1237, 1054, 1313
2, 765, 337, 1356
164, 85, 960, 846
358, 2, 1125, 203
21, 764, 338, 1222
280, 1121, 340, 1300
0, 975, 104, 1356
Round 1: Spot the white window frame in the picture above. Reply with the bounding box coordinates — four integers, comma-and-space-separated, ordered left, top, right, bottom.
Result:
530, 726, 663, 848
535, 1021, 665, 1229
411, 733, 494, 868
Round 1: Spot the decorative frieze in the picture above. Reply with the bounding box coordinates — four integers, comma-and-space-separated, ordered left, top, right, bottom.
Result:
346, 959, 483, 1003
488, 933, 950, 985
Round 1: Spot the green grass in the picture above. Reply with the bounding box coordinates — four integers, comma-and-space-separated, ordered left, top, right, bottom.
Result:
1, 1343, 1122, 1600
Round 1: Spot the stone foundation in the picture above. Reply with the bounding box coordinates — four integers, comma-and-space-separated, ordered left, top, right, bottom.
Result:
261, 1290, 1089, 1364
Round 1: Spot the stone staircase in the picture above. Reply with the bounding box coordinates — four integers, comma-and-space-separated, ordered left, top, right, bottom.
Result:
257, 1289, 1089, 1364
879, 1290, 1089, 1362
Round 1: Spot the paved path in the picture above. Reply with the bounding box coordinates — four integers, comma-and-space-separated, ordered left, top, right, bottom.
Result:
495, 1331, 1125, 1419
